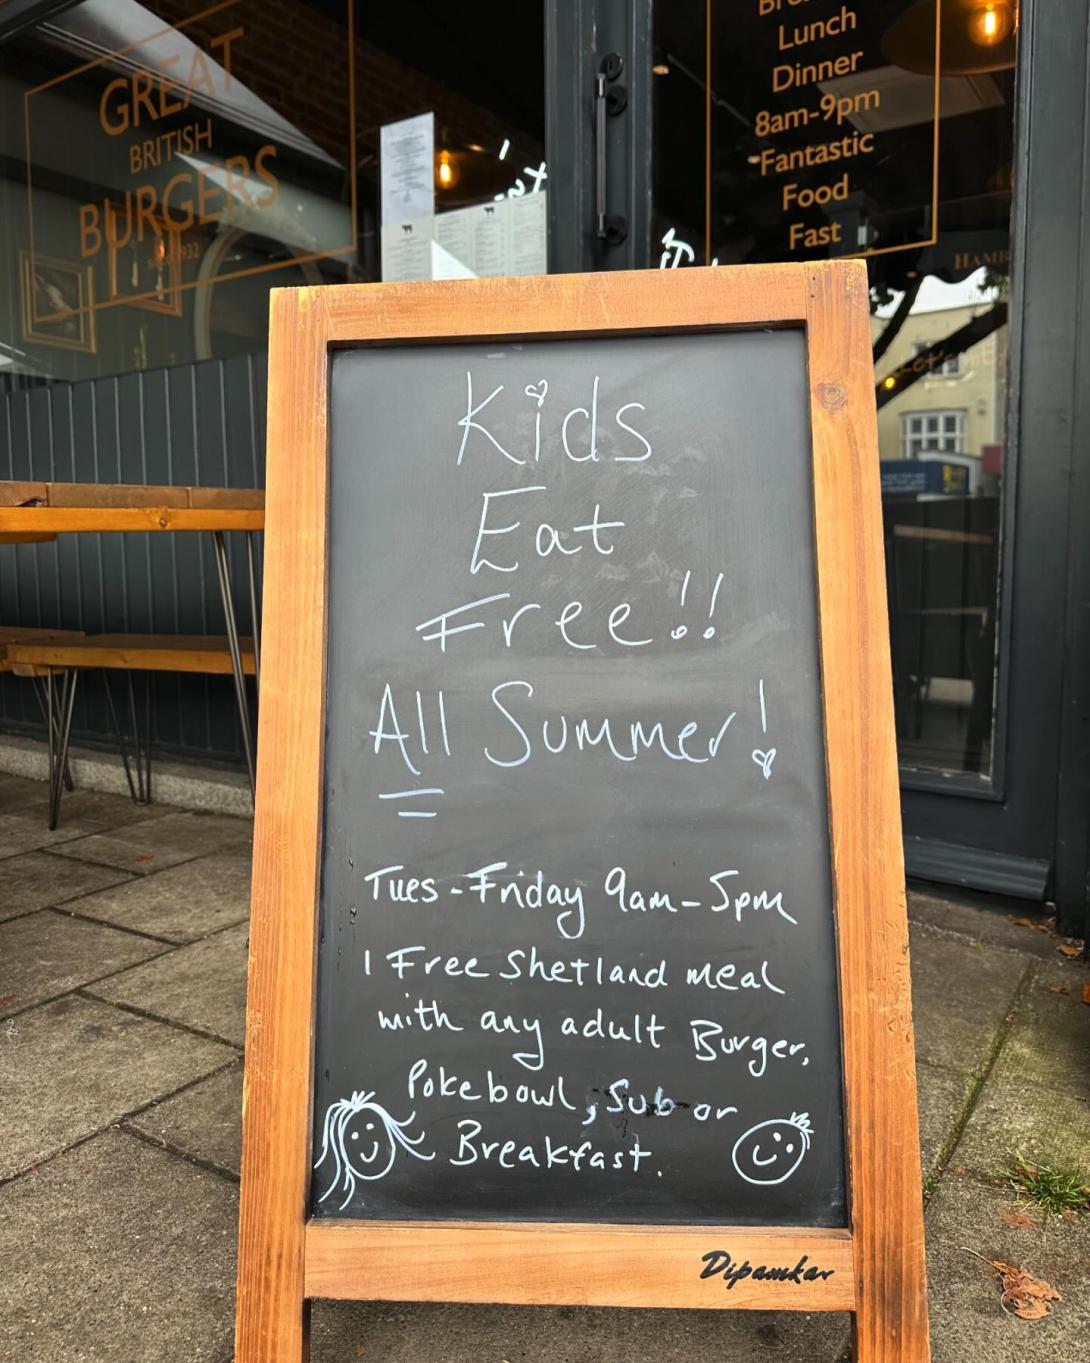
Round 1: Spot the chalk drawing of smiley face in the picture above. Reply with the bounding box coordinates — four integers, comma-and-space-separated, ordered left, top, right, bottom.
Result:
344, 1112, 393, 1179
731, 1112, 813, 1186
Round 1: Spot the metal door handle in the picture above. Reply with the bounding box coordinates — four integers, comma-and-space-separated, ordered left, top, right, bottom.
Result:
595, 54, 628, 245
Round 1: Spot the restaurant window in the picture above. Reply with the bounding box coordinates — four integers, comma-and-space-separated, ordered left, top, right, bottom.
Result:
0, 1, 545, 386
902, 410, 966, 458
652, 0, 1019, 780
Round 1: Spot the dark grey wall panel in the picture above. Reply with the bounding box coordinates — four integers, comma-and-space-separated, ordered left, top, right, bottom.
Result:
0, 354, 267, 766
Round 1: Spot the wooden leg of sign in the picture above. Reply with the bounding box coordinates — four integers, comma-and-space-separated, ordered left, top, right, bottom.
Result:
807, 261, 931, 1363
235, 287, 330, 1363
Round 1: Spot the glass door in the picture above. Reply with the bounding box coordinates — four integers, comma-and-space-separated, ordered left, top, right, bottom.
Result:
650, 0, 1018, 790
637, 0, 1090, 918
632, 0, 1090, 912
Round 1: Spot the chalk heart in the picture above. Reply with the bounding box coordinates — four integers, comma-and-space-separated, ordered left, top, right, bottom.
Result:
752, 748, 776, 779
524, 379, 549, 408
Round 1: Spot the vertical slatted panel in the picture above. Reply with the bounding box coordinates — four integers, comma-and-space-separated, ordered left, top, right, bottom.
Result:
0, 388, 30, 729
143, 367, 184, 757
0, 353, 268, 766
165, 358, 207, 756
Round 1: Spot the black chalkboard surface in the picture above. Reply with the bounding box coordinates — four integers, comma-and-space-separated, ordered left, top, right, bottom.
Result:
311, 330, 845, 1226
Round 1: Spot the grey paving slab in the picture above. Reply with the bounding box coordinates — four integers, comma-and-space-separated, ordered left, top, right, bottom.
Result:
992, 959, 1090, 1099
0, 908, 166, 1014
0, 791, 157, 862
87, 921, 249, 1045
50, 786, 159, 832
955, 1079, 1090, 1180
0, 1127, 236, 1363
127, 1063, 243, 1176
909, 925, 1030, 1074
70, 848, 252, 943
52, 809, 252, 875
916, 1062, 975, 1183
312, 1300, 850, 1363
924, 1174, 1089, 1362
0, 993, 235, 1179
0, 850, 134, 922
0, 810, 125, 861
908, 889, 1062, 961
0, 772, 50, 814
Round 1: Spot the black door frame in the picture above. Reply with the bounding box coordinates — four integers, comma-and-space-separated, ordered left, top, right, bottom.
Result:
544, 0, 1090, 937
901, 0, 1090, 934
545, 0, 652, 275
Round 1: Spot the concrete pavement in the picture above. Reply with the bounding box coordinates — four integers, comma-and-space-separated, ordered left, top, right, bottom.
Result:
1, 772, 1086, 1362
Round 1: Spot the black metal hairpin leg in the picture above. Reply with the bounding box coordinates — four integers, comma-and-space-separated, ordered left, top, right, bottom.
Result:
101, 670, 152, 805
46, 668, 79, 831
32, 674, 75, 792
128, 672, 153, 806
211, 529, 256, 797
45, 669, 54, 810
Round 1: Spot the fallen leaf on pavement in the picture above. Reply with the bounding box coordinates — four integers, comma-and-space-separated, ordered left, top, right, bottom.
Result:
993, 1261, 1061, 1320
134, 852, 156, 862
1057, 942, 1082, 958
1082, 982, 1090, 1005
962, 1249, 1061, 1320
1048, 983, 1071, 994
999, 1208, 1038, 1230
1011, 916, 1048, 932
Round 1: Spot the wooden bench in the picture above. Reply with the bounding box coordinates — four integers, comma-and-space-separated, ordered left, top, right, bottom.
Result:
6, 634, 256, 676
5, 633, 256, 827
0, 625, 86, 667
0, 480, 265, 796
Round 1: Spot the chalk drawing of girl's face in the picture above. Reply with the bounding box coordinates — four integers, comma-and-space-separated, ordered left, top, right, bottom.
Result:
731, 1112, 813, 1187
315, 1091, 434, 1211
342, 1110, 396, 1179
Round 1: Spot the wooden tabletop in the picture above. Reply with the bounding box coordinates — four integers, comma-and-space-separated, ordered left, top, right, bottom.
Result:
0, 481, 265, 537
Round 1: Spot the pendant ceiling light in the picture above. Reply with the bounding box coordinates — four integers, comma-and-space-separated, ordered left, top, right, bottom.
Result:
882, 0, 1017, 75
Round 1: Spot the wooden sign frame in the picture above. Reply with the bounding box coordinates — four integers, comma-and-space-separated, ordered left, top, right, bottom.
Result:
236, 263, 929, 1363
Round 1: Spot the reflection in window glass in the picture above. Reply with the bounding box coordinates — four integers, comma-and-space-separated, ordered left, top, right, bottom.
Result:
902, 410, 966, 458
910, 341, 961, 376
652, 0, 1018, 778
0, 1, 544, 383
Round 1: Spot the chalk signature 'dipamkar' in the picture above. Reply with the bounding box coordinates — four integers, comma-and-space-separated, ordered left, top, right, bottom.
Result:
314, 1090, 434, 1210
731, 1112, 813, 1186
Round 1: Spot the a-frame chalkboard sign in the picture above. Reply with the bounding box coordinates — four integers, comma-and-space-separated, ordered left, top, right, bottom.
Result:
236, 263, 929, 1363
